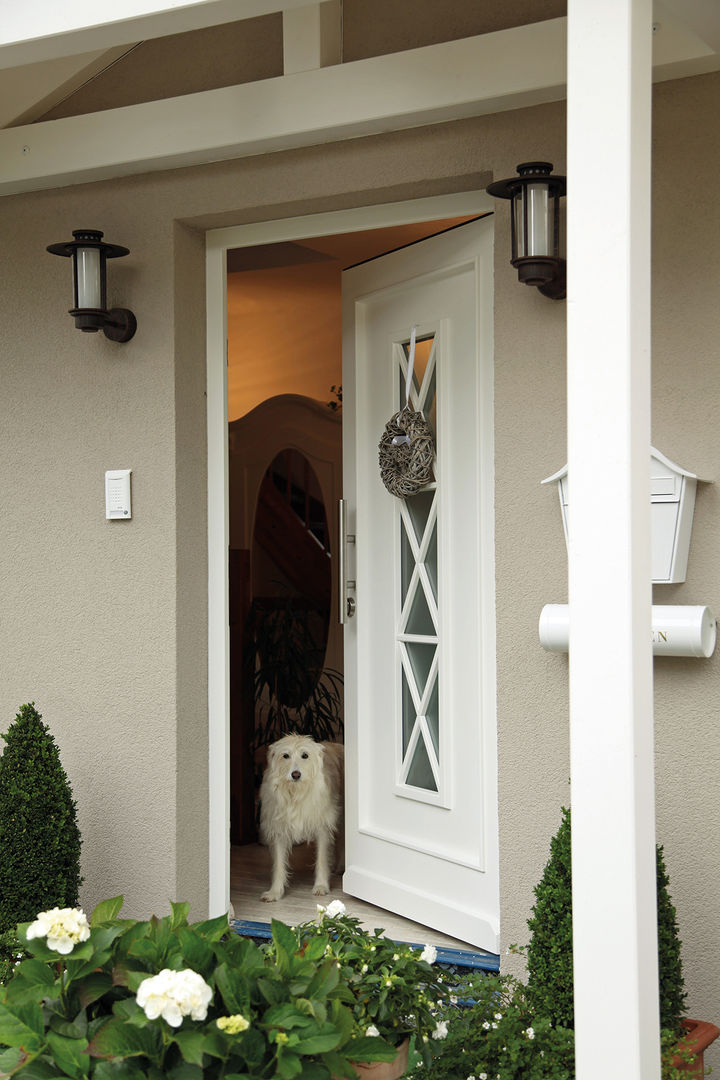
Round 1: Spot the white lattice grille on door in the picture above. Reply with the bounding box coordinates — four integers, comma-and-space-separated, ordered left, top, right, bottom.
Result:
396, 334, 440, 794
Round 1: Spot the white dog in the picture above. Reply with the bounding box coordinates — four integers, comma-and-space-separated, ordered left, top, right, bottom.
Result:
259, 733, 344, 902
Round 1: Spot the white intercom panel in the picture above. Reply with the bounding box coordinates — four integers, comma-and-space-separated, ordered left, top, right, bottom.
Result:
105, 469, 132, 519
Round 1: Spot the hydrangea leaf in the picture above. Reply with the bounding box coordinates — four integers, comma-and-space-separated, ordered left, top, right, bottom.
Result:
90, 898, 125, 928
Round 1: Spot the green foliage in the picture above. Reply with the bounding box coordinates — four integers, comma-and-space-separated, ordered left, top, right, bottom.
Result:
524, 807, 687, 1035
420, 810, 694, 1080
423, 973, 575, 1080
248, 599, 343, 750
0, 933, 25, 988
326, 386, 342, 413
296, 906, 451, 1066
418, 973, 699, 1080
0, 704, 83, 936
656, 845, 687, 1036
0, 899, 439, 1079
525, 805, 574, 1028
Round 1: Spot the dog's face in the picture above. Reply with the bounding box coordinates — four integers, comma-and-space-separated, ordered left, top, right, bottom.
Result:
266, 734, 324, 786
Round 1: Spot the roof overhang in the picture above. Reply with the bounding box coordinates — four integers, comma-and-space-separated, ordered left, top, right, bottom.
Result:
0, 1, 718, 197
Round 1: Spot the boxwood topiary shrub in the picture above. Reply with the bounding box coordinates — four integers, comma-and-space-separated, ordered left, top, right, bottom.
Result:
525, 806, 686, 1036
656, 843, 687, 1036
525, 805, 574, 1028
0, 703, 83, 937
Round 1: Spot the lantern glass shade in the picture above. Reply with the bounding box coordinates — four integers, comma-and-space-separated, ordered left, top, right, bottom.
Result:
513, 182, 554, 259
74, 246, 105, 310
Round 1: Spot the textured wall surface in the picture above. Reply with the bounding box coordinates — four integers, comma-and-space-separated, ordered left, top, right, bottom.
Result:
342, 0, 566, 61
651, 75, 720, 1057
0, 65, 718, 1066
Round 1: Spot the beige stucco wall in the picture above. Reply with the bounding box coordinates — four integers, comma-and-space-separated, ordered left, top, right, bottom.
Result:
0, 67, 718, 1059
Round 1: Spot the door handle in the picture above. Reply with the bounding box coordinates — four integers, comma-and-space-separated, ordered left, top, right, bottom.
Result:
338, 499, 356, 623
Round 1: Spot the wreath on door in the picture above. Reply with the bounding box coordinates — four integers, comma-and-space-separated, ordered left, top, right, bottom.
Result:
378, 326, 435, 498
378, 407, 434, 497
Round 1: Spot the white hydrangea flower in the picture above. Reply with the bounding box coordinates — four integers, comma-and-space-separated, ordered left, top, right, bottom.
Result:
431, 1020, 449, 1040
27, 907, 91, 955
136, 969, 213, 1027
419, 944, 437, 964
365, 1024, 380, 1037
324, 900, 347, 918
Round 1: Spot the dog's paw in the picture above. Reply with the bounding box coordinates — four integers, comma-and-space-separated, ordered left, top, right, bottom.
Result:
312, 882, 330, 896
261, 890, 283, 902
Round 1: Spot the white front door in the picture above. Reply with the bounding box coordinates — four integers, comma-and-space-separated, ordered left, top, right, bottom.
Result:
341, 217, 499, 952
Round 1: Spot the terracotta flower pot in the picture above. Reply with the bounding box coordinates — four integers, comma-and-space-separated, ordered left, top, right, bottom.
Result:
347, 1038, 410, 1080
673, 1019, 720, 1077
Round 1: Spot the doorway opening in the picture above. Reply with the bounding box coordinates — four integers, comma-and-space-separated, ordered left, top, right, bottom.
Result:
225, 215, 485, 948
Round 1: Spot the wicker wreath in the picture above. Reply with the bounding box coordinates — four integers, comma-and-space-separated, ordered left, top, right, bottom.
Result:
378, 407, 435, 497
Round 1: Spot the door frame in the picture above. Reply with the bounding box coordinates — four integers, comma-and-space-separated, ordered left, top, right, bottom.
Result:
205, 190, 495, 916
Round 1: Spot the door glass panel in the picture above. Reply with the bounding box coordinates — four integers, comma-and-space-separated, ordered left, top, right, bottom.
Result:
396, 328, 441, 799
406, 489, 434, 545
425, 680, 439, 755
425, 522, 438, 603
405, 581, 435, 636
422, 365, 437, 440
401, 665, 416, 754
406, 734, 437, 792
406, 642, 435, 696
401, 519, 414, 605
403, 335, 434, 400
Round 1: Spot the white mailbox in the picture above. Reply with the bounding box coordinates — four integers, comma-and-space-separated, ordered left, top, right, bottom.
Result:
542, 447, 704, 584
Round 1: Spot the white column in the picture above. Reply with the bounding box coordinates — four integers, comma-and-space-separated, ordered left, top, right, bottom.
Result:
566, 2, 660, 1079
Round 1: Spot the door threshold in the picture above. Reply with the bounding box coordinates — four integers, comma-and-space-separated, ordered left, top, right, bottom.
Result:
230, 844, 499, 970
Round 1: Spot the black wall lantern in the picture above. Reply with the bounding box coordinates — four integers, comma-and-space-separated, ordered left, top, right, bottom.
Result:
47, 229, 137, 342
486, 162, 566, 300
